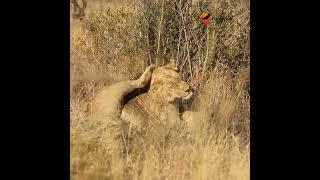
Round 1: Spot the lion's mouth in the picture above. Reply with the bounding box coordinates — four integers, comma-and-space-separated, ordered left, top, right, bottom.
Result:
182, 88, 193, 100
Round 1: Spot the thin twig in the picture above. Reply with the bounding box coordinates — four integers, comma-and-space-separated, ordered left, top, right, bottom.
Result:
155, 0, 165, 66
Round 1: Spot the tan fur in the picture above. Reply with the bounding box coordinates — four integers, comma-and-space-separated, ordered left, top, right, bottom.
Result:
87, 65, 155, 119
121, 63, 195, 130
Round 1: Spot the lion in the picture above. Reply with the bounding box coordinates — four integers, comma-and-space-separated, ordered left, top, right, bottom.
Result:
87, 62, 197, 136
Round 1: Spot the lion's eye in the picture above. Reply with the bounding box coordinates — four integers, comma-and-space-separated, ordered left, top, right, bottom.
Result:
168, 82, 176, 87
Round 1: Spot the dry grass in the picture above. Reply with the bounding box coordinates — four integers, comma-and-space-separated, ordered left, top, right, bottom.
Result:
71, 0, 249, 179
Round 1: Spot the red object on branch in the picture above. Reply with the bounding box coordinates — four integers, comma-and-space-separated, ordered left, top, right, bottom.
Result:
200, 12, 211, 24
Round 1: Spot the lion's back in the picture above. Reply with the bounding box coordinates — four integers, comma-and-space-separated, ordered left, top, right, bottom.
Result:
121, 93, 154, 127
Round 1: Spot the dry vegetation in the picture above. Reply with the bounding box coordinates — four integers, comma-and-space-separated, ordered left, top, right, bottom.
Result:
70, 0, 250, 179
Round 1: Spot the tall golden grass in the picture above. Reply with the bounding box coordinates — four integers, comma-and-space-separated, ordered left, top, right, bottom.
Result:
71, 0, 249, 179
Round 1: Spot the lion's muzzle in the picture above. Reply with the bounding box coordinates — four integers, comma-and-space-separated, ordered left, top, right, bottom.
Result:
182, 88, 193, 100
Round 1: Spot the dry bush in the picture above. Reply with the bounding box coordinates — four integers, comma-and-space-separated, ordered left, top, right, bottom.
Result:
70, 0, 250, 179
138, 0, 249, 90
70, 1, 150, 100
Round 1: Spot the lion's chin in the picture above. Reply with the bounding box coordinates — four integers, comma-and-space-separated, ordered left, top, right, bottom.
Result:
182, 91, 193, 100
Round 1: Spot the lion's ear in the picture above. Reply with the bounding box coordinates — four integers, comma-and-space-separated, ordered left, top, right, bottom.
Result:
163, 62, 178, 71
150, 83, 163, 93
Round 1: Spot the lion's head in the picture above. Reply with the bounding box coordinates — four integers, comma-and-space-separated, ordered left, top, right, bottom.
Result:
149, 62, 193, 103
